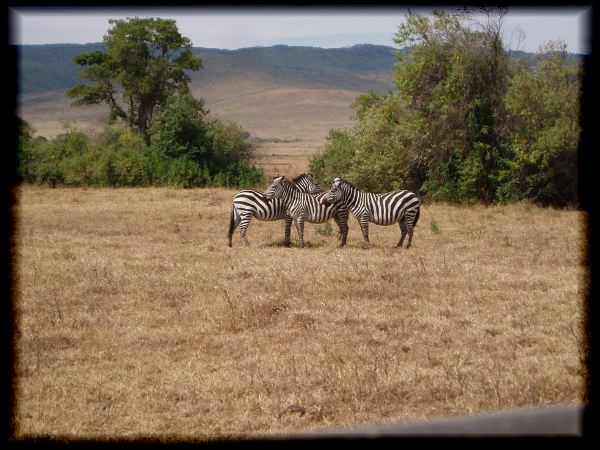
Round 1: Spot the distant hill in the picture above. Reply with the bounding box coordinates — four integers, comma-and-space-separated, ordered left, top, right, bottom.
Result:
17, 43, 105, 94
16, 43, 399, 96
14, 42, 583, 147
17, 42, 583, 98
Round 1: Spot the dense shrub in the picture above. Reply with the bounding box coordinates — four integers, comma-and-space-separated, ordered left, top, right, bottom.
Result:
17, 113, 265, 189
308, 129, 356, 187
149, 95, 212, 162
309, 11, 581, 207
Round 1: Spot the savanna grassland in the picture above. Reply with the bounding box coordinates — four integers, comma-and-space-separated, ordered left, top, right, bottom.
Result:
12, 184, 587, 440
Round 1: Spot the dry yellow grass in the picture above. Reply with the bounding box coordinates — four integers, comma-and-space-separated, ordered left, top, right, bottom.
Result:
12, 184, 586, 440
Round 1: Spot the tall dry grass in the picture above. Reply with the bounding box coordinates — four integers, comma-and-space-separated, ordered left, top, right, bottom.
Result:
12, 185, 587, 440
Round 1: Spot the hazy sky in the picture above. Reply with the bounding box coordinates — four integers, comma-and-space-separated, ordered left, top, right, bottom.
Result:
9, 7, 592, 54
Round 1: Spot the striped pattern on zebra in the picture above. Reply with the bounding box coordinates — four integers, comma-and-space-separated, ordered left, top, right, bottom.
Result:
264, 174, 350, 248
323, 177, 420, 248
228, 173, 321, 247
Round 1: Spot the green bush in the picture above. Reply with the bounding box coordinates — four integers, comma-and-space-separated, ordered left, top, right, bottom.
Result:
25, 126, 91, 187
17, 115, 265, 189
92, 126, 153, 186
209, 161, 265, 188
149, 95, 212, 162
63, 151, 97, 186
162, 157, 201, 188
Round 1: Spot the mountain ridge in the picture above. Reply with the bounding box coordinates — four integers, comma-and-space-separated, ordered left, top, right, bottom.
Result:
17, 42, 582, 97
17, 42, 399, 96
16, 42, 583, 146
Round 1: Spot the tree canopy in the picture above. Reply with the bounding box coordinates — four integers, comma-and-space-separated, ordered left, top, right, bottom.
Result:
67, 17, 202, 144
309, 8, 581, 207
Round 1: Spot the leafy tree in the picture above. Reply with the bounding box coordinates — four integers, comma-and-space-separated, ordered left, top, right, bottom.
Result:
502, 40, 581, 206
309, 129, 356, 187
349, 92, 417, 192
312, 8, 514, 201
393, 8, 511, 203
67, 17, 202, 145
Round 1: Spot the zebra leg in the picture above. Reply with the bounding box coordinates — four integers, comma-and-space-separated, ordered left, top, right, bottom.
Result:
295, 216, 305, 248
406, 218, 415, 249
404, 208, 419, 249
238, 214, 252, 246
397, 218, 408, 248
333, 215, 348, 247
284, 214, 293, 247
359, 215, 370, 249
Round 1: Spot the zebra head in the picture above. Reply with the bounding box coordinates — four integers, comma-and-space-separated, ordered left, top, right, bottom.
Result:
265, 174, 286, 200
322, 177, 343, 205
305, 173, 321, 194
293, 172, 321, 194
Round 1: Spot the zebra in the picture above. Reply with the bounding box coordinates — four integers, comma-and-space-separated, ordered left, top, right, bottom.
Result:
264, 174, 350, 248
322, 177, 420, 248
228, 173, 321, 247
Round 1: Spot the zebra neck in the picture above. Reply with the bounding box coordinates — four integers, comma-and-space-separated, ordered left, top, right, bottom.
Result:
282, 185, 300, 204
346, 188, 365, 213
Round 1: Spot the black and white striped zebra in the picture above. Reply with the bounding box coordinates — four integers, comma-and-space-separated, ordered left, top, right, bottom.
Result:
323, 177, 420, 248
228, 173, 321, 247
264, 174, 350, 248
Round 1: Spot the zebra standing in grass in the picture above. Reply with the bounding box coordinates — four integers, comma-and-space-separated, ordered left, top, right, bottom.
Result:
323, 177, 420, 248
264, 174, 350, 248
228, 173, 322, 247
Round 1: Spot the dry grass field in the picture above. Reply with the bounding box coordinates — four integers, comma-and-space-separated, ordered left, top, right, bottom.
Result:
12, 184, 587, 440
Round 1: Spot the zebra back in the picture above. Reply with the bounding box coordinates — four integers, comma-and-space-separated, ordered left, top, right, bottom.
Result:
266, 175, 346, 223
232, 174, 319, 221
334, 179, 420, 225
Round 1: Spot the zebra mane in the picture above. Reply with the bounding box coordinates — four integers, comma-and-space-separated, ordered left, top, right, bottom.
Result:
292, 173, 311, 184
281, 175, 308, 193
336, 178, 357, 190
280, 175, 295, 186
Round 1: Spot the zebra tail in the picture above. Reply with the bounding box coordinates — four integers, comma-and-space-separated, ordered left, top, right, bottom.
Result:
413, 204, 421, 228
227, 204, 237, 241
